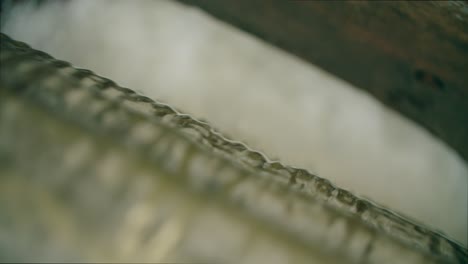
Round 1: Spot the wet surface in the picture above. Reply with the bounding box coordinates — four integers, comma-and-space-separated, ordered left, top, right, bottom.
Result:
1, 33, 466, 263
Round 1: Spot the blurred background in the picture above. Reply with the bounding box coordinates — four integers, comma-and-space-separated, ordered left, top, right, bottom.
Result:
1, 0, 467, 247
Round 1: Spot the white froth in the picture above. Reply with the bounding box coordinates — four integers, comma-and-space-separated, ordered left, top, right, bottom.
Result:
2, 0, 466, 245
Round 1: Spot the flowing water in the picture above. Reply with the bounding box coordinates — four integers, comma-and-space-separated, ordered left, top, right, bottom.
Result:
0, 0, 467, 262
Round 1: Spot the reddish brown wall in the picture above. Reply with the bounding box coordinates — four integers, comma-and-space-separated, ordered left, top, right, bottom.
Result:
180, 1, 468, 162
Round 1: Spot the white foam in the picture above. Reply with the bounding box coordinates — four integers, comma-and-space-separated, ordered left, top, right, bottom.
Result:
2, 0, 466, 245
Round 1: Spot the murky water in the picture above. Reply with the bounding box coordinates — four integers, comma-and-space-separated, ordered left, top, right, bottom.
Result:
0, 0, 467, 261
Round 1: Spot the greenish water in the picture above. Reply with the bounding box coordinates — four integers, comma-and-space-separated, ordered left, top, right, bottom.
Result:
1, 33, 466, 263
